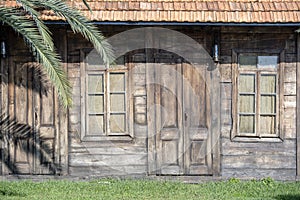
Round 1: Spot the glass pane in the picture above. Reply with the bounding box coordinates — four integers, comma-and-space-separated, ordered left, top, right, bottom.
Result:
88, 74, 103, 93
239, 74, 255, 93
260, 75, 276, 93
258, 56, 278, 68
110, 94, 125, 112
88, 115, 104, 135
88, 95, 104, 113
260, 116, 275, 134
110, 73, 125, 91
239, 115, 255, 133
239, 56, 257, 69
239, 95, 255, 113
260, 95, 276, 114
110, 114, 126, 133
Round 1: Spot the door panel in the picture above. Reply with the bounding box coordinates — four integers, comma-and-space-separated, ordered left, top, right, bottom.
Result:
155, 56, 183, 175
154, 53, 212, 175
1, 57, 59, 175
183, 65, 212, 175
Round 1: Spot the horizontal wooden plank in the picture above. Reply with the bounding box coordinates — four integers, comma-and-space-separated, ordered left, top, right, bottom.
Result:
69, 165, 147, 177
222, 168, 296, 180
222, 155, 296, 169
70, 146, 147, 154
160, 128, 180, 140
284, 82, 296, 95
222, 138, 295, 149
189, 128, 208, 140
69, 154, 147, 166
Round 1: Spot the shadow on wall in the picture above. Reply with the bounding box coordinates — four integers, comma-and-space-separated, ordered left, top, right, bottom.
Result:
0, 114, 58, 174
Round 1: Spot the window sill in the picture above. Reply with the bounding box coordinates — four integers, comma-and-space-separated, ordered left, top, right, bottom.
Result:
81, 135, 133, 142
231, 136, 283, 143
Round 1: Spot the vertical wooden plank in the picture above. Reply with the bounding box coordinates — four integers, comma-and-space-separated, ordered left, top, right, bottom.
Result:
57, 28, 69, 175
127, 56, 134, 138
296, 34, 300, 177
80, 50, 86, 141
279, 50, 285, 139
146, 29, 156, 175
177, 61, 184, 175
183, 62, 190, 175
155, 59, 162, 174
231, 50, 238, 139
211, 63, 221, 176
0, 55, 8, 175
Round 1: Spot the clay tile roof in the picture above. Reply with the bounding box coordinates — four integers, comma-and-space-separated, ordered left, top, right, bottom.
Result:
1, 0, 300, 23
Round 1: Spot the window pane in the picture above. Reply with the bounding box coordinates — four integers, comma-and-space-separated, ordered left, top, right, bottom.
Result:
88, 74, 103, 93
260, 75, 276, 93
88, 95, 104, 113
239, 94, 255, 113
260, 95, 276, 114
260, 116, 275, 134
239, 56, 257, 69
110, 94, 125, 112
239, 74, 255, 93
88, 115, 104, 135
110, 114, 126, 133
110, 73, 125, 91
258, 56, 278, 68
239, 115, 255, 133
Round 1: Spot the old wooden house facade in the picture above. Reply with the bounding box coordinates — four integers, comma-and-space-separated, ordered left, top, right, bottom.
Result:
1, 0, 300, 180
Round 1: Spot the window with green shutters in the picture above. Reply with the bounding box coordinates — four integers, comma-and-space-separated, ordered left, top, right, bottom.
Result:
232, 50, 284, 141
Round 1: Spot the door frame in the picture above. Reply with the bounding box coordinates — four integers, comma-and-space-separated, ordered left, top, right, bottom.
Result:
147, 55, 221, 176
0, 55, 68, 175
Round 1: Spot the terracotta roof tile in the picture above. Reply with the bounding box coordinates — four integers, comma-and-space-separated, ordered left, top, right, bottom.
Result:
240, 3, 252, 11
173, 2, 185, 11
195, 2, 209, 11
1, 0, 300, 23
221, 2, 231, 11
162, 2, 174, 11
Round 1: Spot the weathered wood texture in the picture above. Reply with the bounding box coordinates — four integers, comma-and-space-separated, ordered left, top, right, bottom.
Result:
0, 29, 67, 175
1, 25, 298, 179
297, 33, 300, 177
67, 27, 149, 176
220, 27, 297, 179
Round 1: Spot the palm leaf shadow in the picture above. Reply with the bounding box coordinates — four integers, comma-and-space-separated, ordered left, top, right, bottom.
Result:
0, 114, 58, 175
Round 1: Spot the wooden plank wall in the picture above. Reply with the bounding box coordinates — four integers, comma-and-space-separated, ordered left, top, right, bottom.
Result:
219, 27, 297, 180
67, 26, 148, 177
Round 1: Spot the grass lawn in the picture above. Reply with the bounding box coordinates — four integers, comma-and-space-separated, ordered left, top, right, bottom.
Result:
0, 178, 300, 200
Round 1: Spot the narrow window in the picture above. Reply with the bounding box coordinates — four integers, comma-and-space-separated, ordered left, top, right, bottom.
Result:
81, 52, 132, 141
232, 51, 283, 140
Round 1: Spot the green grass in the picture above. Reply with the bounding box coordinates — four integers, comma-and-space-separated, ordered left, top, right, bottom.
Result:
0, 178, 300, 200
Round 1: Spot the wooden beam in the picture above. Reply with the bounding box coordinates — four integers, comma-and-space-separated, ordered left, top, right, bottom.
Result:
55, 28, 69, 175
146, 29, 156, 175
297, 33, 300, 178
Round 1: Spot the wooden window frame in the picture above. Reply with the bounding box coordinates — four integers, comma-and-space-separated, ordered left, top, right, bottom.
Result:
80, 49, 133, 141
231, 49, 284, 142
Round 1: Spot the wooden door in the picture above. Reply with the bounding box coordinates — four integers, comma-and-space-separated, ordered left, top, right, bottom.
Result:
153, 53, 212, 175
1, 56, 60, 175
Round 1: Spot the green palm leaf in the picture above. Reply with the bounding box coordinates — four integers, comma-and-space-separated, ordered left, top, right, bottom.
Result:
16, 0, 54, 51
0, 7, 72, 107
29, 0, 115, 65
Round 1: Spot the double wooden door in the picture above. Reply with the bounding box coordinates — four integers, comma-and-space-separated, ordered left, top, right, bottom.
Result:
149, 53, 213, 175
1, 56, 61, 175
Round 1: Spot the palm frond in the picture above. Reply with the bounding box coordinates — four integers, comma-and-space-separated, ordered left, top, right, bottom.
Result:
17, 0, 54, 51
0, 7, 72, 107
29, 0, 115, 65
